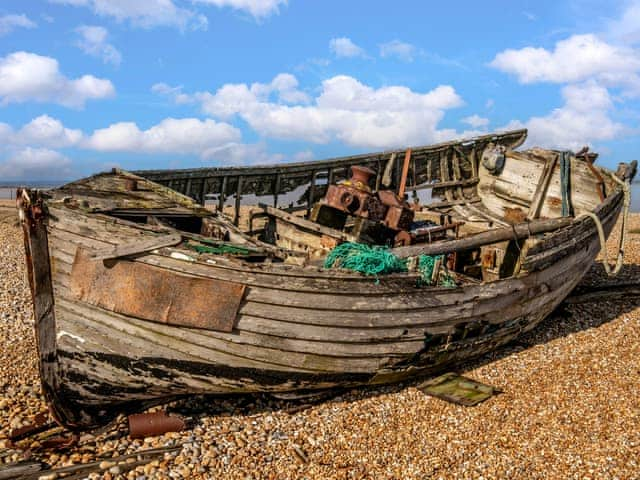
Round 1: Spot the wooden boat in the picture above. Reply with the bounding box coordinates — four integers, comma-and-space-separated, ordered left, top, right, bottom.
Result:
17, 129, 636, 430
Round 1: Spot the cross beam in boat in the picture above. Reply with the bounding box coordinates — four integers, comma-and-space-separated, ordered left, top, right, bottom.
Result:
392, 216, 576, 257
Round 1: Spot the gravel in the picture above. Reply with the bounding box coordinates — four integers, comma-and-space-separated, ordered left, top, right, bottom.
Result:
1, 204, 639, 479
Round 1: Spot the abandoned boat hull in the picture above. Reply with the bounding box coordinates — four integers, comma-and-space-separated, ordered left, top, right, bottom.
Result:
21, 186, 623, 429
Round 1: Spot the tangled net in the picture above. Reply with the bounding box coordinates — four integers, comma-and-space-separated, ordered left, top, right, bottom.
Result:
324, 242, 456, 287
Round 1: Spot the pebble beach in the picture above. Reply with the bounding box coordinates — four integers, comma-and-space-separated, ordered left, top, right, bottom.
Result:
1, 200, 639, 479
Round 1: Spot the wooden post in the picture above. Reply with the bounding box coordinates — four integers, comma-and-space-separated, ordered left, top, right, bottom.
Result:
273, 173, 281, 207
527, 155, 559, 220
218, 176, 227, 213
398, 149, 412, 199
307, 170, 317, 217
234, 176, 243, 226
199, 178, 207, 206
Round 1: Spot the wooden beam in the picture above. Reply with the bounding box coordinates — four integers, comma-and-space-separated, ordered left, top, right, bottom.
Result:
86, 233, 183, 261
234, 176, 243, 226
307, 170, 317, 217
218, 176, 227, 213
527, 154, 559, 220
392, 216, 576, 257
398, 149, 412, 199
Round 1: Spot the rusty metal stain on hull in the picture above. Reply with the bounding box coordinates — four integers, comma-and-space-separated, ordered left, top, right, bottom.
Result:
70, 248, 245, 332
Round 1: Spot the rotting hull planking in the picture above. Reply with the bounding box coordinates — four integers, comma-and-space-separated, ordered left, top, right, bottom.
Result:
22, 185, 624, 430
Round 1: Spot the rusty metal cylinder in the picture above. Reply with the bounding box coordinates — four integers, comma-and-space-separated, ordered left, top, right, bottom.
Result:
128, 411, 185, 439
349, 165, 375, 190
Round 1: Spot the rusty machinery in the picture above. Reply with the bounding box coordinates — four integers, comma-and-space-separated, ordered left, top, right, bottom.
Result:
310, 151, 418, 246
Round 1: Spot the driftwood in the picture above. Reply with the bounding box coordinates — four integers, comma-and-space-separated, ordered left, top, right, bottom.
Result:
392, 216, 575, 257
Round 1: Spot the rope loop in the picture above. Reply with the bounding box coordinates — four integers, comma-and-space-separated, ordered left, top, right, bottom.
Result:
575, 173, 630, 277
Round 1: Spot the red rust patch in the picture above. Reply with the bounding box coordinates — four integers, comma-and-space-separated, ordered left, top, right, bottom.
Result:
70, 248, 245, 332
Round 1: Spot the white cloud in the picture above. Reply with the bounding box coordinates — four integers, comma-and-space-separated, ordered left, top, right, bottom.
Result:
0, 147, 72, 180
0, 14, 37, 36
462, 114, 489, 128
85, 117, 241, 156
18, 115, 84, 148
504, 81, 625, 150
193, 0, 287, 19
329, 37, 366, 58
201, 142, 285, 165
0, 115, 84, 151
157, 72, 310, 109
608, 2, 640, 45
0, 51, 115, 108
49, 0, 208, 31
151, 82, 193, 104
75, 25, 122, 66
192, 73, 464, 149
379, 40, 419, 62
489, 34, 640, 95
292, 150, 314, 162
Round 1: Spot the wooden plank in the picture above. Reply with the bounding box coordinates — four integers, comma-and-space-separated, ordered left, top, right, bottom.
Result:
86, 233, 182, 260
218, 176, 227, 212
234, 175, 243, 226
527, 154, 559, 220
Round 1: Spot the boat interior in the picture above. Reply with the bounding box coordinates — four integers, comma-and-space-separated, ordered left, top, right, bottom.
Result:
46, 130, 621, 286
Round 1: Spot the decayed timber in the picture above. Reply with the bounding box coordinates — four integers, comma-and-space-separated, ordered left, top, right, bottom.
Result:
17, 129, 636, 430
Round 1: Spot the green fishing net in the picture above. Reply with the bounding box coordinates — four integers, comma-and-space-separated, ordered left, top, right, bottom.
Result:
324, 242, 456, 287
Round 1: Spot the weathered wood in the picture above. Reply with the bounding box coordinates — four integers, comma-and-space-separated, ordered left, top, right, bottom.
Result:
527, 154, 559, 220
0, 461, 43, 480
234, 175, 243, 226
18, 142, 632, 430
392, 216, 575, 257
218, 176, 227, 212
86, 233, 182, 260
398, 149, 412, 198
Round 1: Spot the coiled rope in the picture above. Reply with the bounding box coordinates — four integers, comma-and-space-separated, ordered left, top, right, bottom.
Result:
575, 173, 631, 277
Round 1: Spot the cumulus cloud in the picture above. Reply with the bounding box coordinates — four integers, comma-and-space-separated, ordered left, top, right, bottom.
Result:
49, 0, 208, 31
329, 37, 366, 58
0, 14, 37, 36
0, 51, 115, 108
85, 117, 241, 156
190, 73, 464, 149
379, 40, 419, 62
0, 147, 72, 180
17, 115, 84, 147
462, 114, 489, 128
608, 1, 640, 45
489, 34, 640, 95
75, 25, 122, 66
193, 0, 287, 19
504, 82, 625, 150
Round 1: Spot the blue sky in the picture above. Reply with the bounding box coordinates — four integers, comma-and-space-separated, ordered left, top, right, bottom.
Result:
0, 0, 639, 180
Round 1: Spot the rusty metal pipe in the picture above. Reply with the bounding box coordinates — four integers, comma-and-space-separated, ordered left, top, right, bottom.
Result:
128, 412, 185, 439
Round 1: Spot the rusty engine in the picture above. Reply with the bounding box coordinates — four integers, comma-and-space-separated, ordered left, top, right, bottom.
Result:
310, 164, 416, 246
